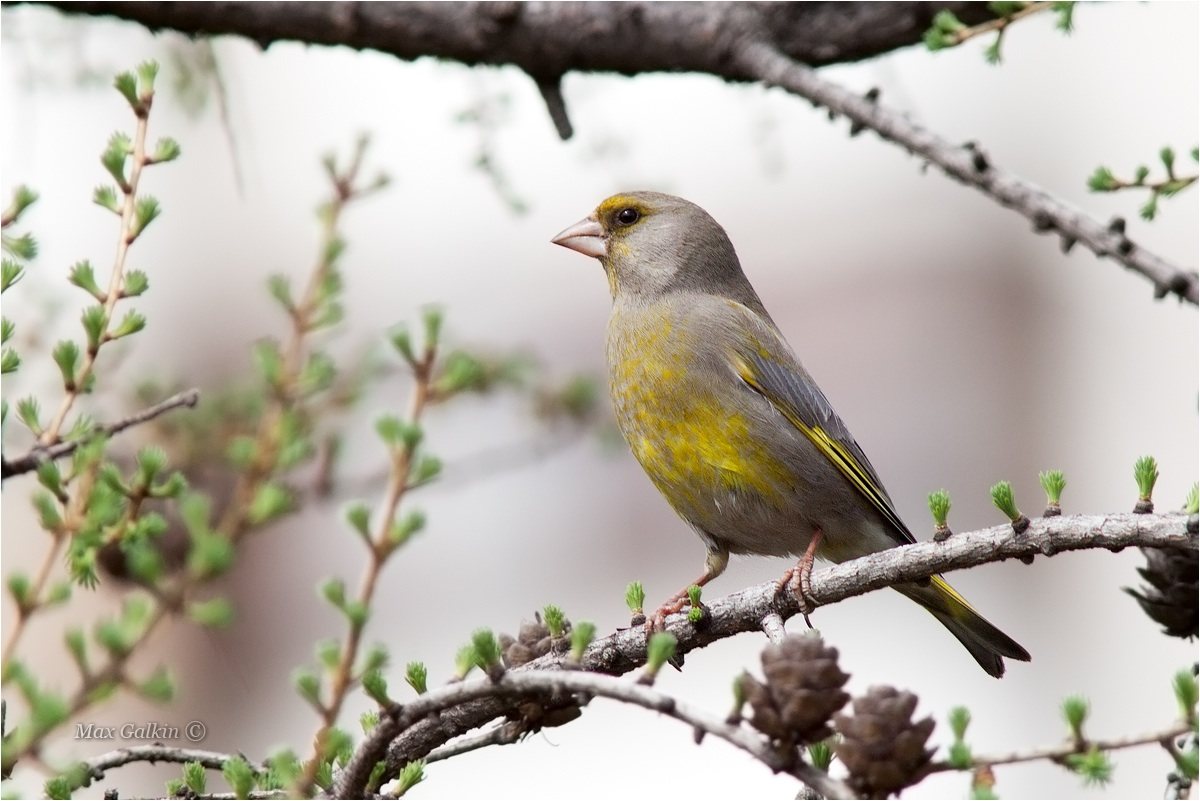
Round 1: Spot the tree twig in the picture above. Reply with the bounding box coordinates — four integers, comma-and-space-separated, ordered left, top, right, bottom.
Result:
81, 744, 266, 783
336, 669, 853, 800
731, 41, 1199, 304
293, 344, 437, 797
942, 1, 1056, 47
928, 720, 1194, 772
1, 388, 200, 480
335, 511, 1192, 794
423, 721, 527, 766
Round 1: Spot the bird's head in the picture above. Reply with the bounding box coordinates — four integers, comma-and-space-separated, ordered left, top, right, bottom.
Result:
552, 191, 751, 303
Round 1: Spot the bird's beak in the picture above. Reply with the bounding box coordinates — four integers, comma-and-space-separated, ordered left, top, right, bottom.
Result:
551, 216, 606, 259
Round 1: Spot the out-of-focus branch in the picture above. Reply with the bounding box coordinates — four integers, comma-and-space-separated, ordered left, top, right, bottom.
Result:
335, 669, 854, 800
18, 1, 1195, 302
732, 41, 1199, 305
333, 512, 1192, 794
82, 745, 264, 783
12, 3, 999, 72
928, 720, 1194, 773
0, 388, 199, 480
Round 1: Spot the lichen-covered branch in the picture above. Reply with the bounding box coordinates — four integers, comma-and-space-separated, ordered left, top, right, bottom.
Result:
334, 512, 1192, 794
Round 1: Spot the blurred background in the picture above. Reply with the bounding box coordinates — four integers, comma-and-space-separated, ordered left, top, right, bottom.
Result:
2, 3, 1197, 799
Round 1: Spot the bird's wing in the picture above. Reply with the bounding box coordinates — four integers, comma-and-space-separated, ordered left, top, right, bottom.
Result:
722, 300, 917, 546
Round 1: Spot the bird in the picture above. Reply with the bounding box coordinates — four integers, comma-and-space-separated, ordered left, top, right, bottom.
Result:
551, 191, 1031, 678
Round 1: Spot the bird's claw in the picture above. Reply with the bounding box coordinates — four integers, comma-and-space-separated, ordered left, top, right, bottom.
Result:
775, 563, 818, 628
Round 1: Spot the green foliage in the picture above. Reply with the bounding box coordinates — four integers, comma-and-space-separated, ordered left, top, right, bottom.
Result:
247, 482, 293, 524
362, 669, 390, 705
990, 481, 1020, 522
570, 621, 596, 662
294, 668, 322, 707
346, 502, 371, 539
471, 628, 502, 671
645, 632, 677, 675
388, 509, 426, 547
1061, 695, 1089, 740
393, 760, 426, 797
807, 738, 835, 772
182, 760, 207, 795
405, 661, 429, 694
928, 488, 951, 527
1173, 669, 1198, 724
222, 755, 256, 800
1088, 146, 1198, 220
543, 604, 566, 638
454, 643, 478, 680
137, 666, 176, 702
188, 597, 235, 628
625, 580, 646, 615
1063, 747, 1113, 786
1134, 455, 1159, 502
1186, 483, 1199, 515
1039, 470, 1067, 505
924, 9, 966, 51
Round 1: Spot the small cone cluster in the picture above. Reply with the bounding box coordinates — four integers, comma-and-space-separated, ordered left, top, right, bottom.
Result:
1126, 546, 1199, 639
741, 635, 850, 746
835, 686, 935, 797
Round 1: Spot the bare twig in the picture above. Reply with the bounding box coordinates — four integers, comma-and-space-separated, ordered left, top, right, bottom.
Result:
760, 612, 787, 645
336, 669, 853, 800
929, 720, 1194, 772
336, 512, 1192, 795
1, 388, 200, 480
732, 41, 1199, 304
423, 721, 527, 765
82, 744, 265, 782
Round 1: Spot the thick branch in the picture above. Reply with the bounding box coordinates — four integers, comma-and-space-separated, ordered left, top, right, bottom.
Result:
341, 512, 1192, 792
0, 388, 200, 480
732, 42, 1198, 304
12, 3, 998, 71
19, 1, 1195, 302
336, 669, 853, 800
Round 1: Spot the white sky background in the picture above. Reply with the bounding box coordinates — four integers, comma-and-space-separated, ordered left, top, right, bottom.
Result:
1, 3, 1198, 799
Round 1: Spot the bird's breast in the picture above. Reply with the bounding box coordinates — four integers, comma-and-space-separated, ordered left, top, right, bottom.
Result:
605, 308, 791, 517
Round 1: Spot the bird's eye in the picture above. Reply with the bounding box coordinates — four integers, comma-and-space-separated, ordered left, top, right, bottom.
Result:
615, 208, 640, 226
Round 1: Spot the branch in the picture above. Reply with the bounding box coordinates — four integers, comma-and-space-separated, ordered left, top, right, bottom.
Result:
928, 720, 1194, 773
336, 669, 854, 800
335, 512, 1192, 795
81, 744, 265, 784
0, 388, 200, 480
731, 41, 1199, 305
17, 3, 1195, 302
12, 3, 1000, 70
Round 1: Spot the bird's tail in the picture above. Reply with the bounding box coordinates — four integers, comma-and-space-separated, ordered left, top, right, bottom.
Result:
897, 576, 1030, 678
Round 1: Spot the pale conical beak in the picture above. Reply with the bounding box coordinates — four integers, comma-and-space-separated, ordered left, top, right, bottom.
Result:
551, 217, 606, 259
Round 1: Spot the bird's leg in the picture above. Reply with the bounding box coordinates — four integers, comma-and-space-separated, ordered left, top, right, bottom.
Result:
647, 546, 728, 634
776, 528, 824, 628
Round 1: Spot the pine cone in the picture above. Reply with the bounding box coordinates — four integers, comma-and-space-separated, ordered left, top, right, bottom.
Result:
835, 686, 935, 797
501, 616, 558, 666
742, 634, 850, 746
1125, 546, 1199, 639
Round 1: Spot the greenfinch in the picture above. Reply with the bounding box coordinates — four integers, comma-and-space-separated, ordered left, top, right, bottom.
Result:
552, 191, 1030, 677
